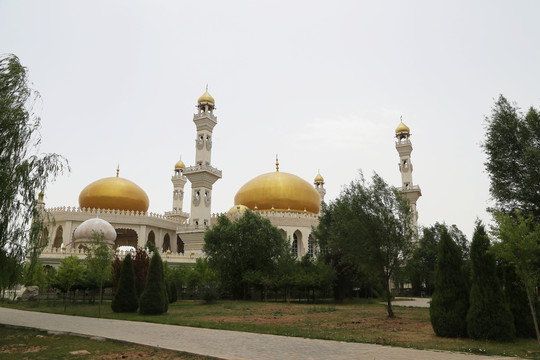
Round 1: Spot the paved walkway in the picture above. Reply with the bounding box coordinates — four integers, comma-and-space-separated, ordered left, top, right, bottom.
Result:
0, 307, 517, 360
393, 297, 431, 308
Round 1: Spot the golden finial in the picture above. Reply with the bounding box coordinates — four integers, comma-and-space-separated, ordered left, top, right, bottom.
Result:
116, 165, 119, 177
275, 155, 279, 172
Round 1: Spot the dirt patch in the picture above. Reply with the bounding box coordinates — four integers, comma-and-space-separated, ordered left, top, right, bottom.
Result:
0, 343, 51, 353
94, 350, 184, 359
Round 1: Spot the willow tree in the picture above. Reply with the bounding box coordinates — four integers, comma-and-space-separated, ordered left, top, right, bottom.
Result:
0, 54, 68, 270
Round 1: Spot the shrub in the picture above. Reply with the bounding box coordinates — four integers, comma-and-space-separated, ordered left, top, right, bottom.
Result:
466, 222, 515, 341
430, 228, 469, 337
139, 252, 167, 315
111, 254, 138, 313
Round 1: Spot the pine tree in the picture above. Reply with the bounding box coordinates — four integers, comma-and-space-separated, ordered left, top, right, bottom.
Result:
504, 264, 539, 338
466, 222, 515, 341
139, 251, 167, 315
430, 228, 469, 337
111, 254, 138, 313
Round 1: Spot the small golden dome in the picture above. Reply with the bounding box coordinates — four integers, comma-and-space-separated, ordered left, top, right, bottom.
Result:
395, 121, 410, 134
227, 204, 249, 216
79, 175, 150, 213
198, 91, 215, 104
234, 171, 321, 214
175, 159, 185, 169
314, 172, 324, 182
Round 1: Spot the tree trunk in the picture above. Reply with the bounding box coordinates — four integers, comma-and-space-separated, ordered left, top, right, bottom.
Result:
525, 285, 540, 349
386, 276, 394, 318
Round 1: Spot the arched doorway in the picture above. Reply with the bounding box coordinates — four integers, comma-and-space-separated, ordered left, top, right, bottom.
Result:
115, 228, 138, 248
163, 234, 171, 252
147, 230, 155, 247
52, 226, 63, 248
177, 235, 184, 254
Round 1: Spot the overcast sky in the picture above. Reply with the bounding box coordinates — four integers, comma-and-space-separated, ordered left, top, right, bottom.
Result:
1, 0, 539, 239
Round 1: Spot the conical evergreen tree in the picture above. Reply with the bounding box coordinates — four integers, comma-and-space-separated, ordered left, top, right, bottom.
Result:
139, 251, 167, 315
430, 228, 469, 337
466, 222, 515, 341
111, 254, 138, 312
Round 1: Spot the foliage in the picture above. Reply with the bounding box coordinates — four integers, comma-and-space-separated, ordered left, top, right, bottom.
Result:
483, 95, 540, 218
466, 221, 515, 341
139, 251, 167, 314
492, 211, 540, 348
84, 231, 114, 315
0, 54, 67, 269
111, 254, 138, 313
430, 228, 469, 338
313, 172, 414, 317
56, 255, 85, 312
204, 210, 287, 299
0, 253, 22, 299
503, 263, 540, 338
185, 258, 219, 303
133, 248, 149, 296
406, 223, 469, 296
22, 260, 46, 288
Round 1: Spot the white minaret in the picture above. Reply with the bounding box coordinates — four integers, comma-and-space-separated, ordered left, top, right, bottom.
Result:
184, 89, 222, 227
395, 118, 421, 228
171, 159, 187, 213
314, 171, 326, 203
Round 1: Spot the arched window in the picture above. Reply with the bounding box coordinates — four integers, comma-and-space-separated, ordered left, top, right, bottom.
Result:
308, 234, 314, 258
115, 228, 138, 248
163, 233, 171, 252
292, 233, 298, 257
52, 226, 63, 248
177, 235, 184, 254
147, 231, 155, 247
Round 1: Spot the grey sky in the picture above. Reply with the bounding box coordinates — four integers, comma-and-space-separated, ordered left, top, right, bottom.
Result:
1, 0, 539, 239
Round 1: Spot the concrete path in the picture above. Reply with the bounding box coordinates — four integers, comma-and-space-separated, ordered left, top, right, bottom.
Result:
0, 307, 517, 360
393, 297, 431, 308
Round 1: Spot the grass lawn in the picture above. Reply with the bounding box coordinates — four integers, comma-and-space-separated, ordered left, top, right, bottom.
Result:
0, 324, 217, 359
2, 298, 539, 358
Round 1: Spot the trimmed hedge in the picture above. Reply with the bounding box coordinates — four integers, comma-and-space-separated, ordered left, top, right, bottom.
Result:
430, 228, 469, 338
111, 254, 138, 313
466, 222, 515, 341
139, 252, 168, 315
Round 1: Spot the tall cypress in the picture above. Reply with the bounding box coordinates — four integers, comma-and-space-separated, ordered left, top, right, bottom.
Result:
466, 222, 515, 341
111, 254, 138, 312
430, 228, 469, 337
139, 251, 167, 315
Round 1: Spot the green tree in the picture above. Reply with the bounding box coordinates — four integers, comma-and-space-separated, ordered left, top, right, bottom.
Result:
56, 255, 85, 312
313, 172, 414, 317
186, 258, 219, 303
0, 253, 22, 299
22, 260, 46, 289
204, 210, 287, 299
492, 211, 540, 348
111, 254, 138, 313
466, 221, 515, 341
85, 231, 114, 316
139, 251, 167, 315
0, 54, 67, 274
406, 223, 469, 296
430, 229, 469, 338
483, 95, 540, 218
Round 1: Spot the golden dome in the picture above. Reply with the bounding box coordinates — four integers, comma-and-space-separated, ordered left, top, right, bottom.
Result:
395, 121, 410, 134
234, 171, 321, 214
175, 159, 185, 169
79, 175, 149, 213
197, 91, 215, 104
228, 204, 249, 216
314, 172, 324, 182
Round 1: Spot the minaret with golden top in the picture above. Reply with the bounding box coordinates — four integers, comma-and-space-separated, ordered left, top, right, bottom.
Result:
395, 117, 421, 228
184, 88, 222, 227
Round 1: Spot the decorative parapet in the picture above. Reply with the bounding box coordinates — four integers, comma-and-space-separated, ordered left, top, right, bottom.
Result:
183, 164, 222, 178
45, 206, 182, 228
193, 112, 217, 122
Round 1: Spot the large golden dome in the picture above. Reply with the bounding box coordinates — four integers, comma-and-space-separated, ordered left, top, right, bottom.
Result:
79, 174, 149, 213
234, 171, 321, 214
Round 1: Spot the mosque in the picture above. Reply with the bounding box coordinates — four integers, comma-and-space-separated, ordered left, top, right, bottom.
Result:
38, 90, 420, 266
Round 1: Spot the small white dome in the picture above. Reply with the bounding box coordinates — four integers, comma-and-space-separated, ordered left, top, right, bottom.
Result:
74, 218, 116, 243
